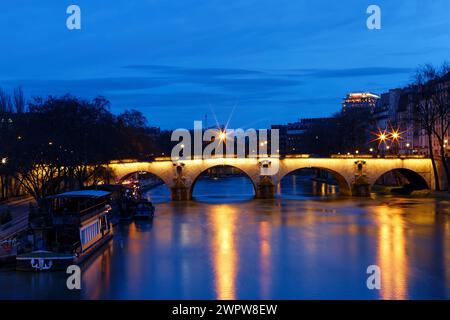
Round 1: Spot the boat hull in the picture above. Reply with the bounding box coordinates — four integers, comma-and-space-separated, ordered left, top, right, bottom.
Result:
16, 252, 74, 271
16, 233, 113, 272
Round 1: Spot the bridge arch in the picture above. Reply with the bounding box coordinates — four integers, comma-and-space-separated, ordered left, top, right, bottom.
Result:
118, 170, 160, 182
372, 168, 429, 191
278, 166, 352, 196
109, 161, 175, 189
117, 170, 169, 186
189, 164, 257, 200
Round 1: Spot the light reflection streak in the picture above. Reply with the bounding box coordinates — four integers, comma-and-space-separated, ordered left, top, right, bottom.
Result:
376, 206, 408, 299
210, 205, 238, 300
259, 221, 271, 298
81, 240, 113, 299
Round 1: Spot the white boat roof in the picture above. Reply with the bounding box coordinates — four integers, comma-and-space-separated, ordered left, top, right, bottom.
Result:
51, 190, 111, 198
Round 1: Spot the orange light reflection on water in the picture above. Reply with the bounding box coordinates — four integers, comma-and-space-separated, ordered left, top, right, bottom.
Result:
375, 205, 408, 299
210, 205, 238, 300
81, 239, 113, 299
259, 221, 271, 298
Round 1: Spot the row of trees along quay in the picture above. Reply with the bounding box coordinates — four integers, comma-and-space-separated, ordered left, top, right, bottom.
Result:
413, 64, 450, 191
1, 64, 450, 202
0, 93, 171, 203
299, 64, 450, 191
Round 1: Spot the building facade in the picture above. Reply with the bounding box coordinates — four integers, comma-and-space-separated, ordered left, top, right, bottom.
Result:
342, 92, 380, 112
373, 72, 450, 157
272, 117, 335, 155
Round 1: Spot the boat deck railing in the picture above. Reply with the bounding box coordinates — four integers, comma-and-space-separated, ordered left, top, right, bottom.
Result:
50, 201, 109, 224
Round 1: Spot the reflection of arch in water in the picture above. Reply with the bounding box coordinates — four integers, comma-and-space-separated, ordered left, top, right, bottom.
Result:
279, 167, 351, 196
373, 168, 429, 191
189, 165, 257, 200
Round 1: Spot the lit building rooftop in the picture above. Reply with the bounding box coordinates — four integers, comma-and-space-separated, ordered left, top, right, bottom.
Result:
342, 92, 380, 112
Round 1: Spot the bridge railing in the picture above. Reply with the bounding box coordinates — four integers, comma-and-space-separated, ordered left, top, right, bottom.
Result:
109, 153, 428, 163
331, 154, 427, 159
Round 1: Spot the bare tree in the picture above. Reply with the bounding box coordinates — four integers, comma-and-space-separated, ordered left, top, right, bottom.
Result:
0, 88, 15, 199
428, 64, 450, 187
412, 65, 440, 190
13, 87, 25, 113
0, 88, 12, 113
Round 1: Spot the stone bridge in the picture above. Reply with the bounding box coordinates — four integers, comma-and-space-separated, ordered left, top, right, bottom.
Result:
108, 156, 435, 200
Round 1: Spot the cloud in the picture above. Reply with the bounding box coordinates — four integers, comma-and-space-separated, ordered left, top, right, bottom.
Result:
283, 67, 414, 79
109, 92, 236, 108
0, 77, 170, 95
122, 65, 301, 92
266, 97, 341, 106
123, 65, 263, 77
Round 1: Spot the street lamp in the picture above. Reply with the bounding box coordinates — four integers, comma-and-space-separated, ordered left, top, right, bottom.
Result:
389, 127, 402, 142
388, 128, 403, 154
371, 129, 389, 155
1, 157, 7, 164
391, 132, 399, 141
219, 131, 226, 141
371, 129, 388, 145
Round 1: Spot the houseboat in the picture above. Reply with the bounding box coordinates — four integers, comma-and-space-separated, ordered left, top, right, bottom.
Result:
16, 190, 113, 271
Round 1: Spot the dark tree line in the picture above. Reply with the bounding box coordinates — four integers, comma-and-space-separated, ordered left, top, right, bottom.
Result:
0, 92, 164, 203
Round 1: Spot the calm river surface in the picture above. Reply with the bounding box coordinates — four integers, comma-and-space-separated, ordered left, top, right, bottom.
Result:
1, 176, 449, 299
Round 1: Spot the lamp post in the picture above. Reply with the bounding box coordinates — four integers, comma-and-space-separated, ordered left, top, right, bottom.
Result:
388, 127, 402, 155
374, 129, 387, 156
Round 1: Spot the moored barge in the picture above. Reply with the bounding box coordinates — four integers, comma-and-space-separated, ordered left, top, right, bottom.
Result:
16, 190, 113, 271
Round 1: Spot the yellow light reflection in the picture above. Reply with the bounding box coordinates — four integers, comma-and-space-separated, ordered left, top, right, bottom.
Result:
445, 218, 450, 292
210, 205, 238, 300
259, 221, 271, 298
81, 240, 113, 299
376, 205, 408, 299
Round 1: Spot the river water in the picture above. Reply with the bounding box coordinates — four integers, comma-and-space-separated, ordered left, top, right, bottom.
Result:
0, 176, 449, 299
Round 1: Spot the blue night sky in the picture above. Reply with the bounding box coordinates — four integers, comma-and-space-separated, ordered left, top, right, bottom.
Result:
0, 0, 449, 129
